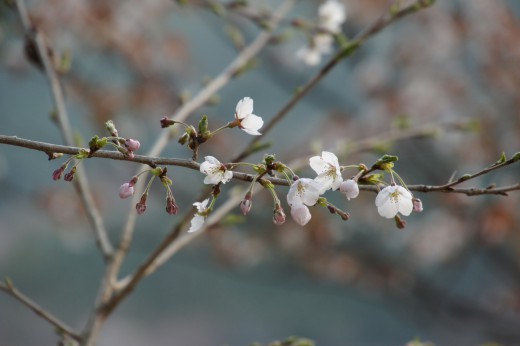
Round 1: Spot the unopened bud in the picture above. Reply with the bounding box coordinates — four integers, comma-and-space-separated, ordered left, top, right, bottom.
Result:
412, 198, 423, 212
105, 120, 119, 137
136, 194, 147, 215
240, 192, 252, 215
119, 182, 135, 199
395, 215, 407, 229
166, 197, 178, 215
290, 204, 311, 226
64, 166, 77, 182
52, 165, 66, 181
339, 179, 359, 200
160, 116, 176, 128
273, 205, 286, 225
125, 138, 140, 152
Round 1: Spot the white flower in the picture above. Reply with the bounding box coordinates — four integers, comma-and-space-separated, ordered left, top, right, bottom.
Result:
318, 0, 346, 34
309, 151, 343, 194
188, 198, 210, 233
375, 185, 413, 219
287, 178, 322, 207
200, 156, 233, 185
296, 34, 333, 66
235, 97, 264, 136
339, 179, 359, 200
290, 204, 312, 226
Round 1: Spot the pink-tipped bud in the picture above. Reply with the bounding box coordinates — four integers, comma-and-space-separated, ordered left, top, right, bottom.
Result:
127, 151, 135, 159
64, 166, 77, 182
290, 204, 312, 226
166, 197, 178, 215
240, 192, 252, 215
273, 206, 286, 225
160, 116, 176, 128
395, 215, 407, 229
412, 198, 423, 212
125, 139, 140, 152
52, 165, 65, 181
119, 183, 135, 199
339, 179, 359, 200
136, 197, 147, 215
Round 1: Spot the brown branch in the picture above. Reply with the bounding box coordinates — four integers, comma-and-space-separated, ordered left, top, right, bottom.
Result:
0, 280, 81, 342
2, 134, 518, 196
233, 0, 437, 162
13, 0, 113, 261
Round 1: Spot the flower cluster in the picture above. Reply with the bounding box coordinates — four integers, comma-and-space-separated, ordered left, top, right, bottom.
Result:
114, 97, 423, 234
297, 0, 347, 66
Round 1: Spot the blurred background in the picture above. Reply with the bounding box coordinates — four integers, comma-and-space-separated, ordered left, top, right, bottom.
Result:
1, 0, 520, 345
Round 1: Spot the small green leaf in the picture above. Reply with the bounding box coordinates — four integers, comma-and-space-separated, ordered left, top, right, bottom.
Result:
76, 149, 89, 159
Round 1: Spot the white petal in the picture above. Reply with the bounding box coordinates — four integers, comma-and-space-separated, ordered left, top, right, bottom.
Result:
204, 156, 221, 165
291, 204, 312, 226
309, 156, 328, 174
203, 174, 222, 185
240, 114, 263, 133
296, 46, 322, 66
200, 161, 216, 174
321, 151, 339, 167
221, 170, 233, 184
301, 178, 321, 206
330, 174, 343, 191
235, 97, 254, 119
377, 200, 399, 219
375, 186, 393, 207
398, 198, 413, 216
188, 215, 205, 233
396, 186, 412, 200
287, 180, 300, 206
314, 174, 332, 194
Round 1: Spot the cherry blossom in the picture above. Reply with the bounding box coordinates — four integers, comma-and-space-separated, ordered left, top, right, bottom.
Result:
318, 0, 347, 34
296, 34, 333, 66
124, 138, 140, 152
339, 179, 359, 200
235, 97, 264, 136
309, 151, 343, 193
188, 198, 210, 233
287, 178, 322, 207
375, 185, 413, 219
200, 156, 233, 185
413, 198, 424, 212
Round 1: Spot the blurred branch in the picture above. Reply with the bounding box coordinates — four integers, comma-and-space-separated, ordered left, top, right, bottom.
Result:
0, 280, 81, 342
1, 135, 519, 196
13, 0, 113, 261
80, 1, 296, 345
233, 0, 437, 162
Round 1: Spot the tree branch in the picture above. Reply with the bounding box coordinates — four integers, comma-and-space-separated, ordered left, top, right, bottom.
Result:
13, 0, 113, 261
0, 280, 81, 342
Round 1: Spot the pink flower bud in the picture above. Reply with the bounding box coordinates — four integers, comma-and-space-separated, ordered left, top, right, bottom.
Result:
412, 198, 423, 212
290, 204, 311, 226
125, 139, 141, 152
160, 116, 176, 128
64, 166, 77, 182
136, 194, 147, 214
52, 166, 65, 180
339, 179, 359, 200
240, 192, 252, 215
273, 206, 286, 225
119, 183, 135, 199
166, 197, 178, 215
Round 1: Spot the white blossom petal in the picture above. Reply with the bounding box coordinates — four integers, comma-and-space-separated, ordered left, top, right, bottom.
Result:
375, 185, 413, 219
287, 178, 321, 207
222, 170, 233, 183
235, 97, 254, 119
309, 156, 329, 174
204, 156, 220, 165
240, 114, 263, 135
188, 215, 205, 233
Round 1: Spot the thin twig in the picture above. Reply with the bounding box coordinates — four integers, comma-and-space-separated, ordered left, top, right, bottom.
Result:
0, 281, 81, 341
233, 0, 437, 162
13, 0, 113, 261
80, 1, 296, 344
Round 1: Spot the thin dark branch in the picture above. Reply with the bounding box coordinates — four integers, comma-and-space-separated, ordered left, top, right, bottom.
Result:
0, 281, 81, 341
233, 0, 437, 162
1, 134, 518, 196
13, 0, 113, 261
